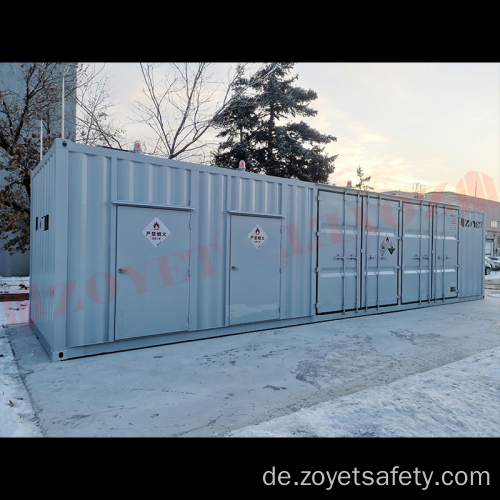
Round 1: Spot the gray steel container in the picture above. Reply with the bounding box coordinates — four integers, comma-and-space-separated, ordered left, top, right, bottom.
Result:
30, 140, 485, 360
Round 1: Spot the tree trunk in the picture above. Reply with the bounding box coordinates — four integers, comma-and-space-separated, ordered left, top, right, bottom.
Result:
267, 102, 274, 162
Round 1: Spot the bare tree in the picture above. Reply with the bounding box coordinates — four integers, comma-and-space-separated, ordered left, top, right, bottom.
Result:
0, 63, 125, 255
74, 63, 126, 148
131, 63, 277, 163
0, 63, 68, 254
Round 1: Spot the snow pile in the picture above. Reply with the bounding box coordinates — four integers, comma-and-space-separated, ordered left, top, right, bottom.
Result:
229, 347, 500, 437
0, 333, 42, 437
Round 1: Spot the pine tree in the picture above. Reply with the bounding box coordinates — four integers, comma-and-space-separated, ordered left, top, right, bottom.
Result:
355, 165, 374, 190
212, 63, 337, 183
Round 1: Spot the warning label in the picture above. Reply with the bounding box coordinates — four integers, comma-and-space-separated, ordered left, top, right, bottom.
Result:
141, 217, 171, 247
380, 235, 395, 256
247, 224, 268, 249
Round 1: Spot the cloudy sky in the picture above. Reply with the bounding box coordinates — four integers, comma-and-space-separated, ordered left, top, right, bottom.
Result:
103, 63, 499, 200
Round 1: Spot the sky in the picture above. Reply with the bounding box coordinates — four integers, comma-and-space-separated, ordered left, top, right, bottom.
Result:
102, 63, 500, 200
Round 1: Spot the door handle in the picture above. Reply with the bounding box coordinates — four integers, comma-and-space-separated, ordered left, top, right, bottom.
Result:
231, 266, 239, 270
118, 268, 126, 274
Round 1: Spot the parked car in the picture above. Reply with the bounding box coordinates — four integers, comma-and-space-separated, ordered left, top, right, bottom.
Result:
488, 256, 500, 269
485, 260, 492, 275
485, 256, 500, 271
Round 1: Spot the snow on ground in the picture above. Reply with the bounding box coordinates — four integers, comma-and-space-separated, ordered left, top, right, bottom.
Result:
229, 347, 500, 437
0, 274, 499, 438
485, 270, 500, 280
0, 289, 40, 437
485, 271, 500, 297
0, 276, 29, 295
0, 331, 42, 437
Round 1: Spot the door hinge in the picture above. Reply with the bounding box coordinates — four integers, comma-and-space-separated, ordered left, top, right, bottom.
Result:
188, 315, 191, 323
315, 302, 321, 308
317, 195, 322, 201
315, 267, 321, 273
189, 220, 192, 229
316, 231, 322, 237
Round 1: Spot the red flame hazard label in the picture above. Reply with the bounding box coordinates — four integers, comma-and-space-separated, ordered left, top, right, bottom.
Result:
247, 224, 267, 249
141, 217, 171, 247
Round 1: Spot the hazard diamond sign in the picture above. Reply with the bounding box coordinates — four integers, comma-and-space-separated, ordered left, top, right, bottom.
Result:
141, 217, 171, 247
380, 235, 395, 256
247, 224, 268, 249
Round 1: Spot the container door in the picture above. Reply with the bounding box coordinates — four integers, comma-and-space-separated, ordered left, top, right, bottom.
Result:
316, 191, 361, 313
361, 197, 400, 308
114, 206, 191, 340
432, 206, 459, 299
229, 215, 281, 325
402, 202, 432, 303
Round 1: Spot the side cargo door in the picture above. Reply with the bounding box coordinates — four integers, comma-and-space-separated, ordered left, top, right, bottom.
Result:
361, 196, 400, 308
316, 191, 361, 314
432, 205, 459, 299
402, 202, 432, 304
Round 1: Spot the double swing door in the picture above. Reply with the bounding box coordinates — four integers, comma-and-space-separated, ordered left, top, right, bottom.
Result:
316, 191, 399, 314
316, 192, 459, 313
402, 202, 458, 303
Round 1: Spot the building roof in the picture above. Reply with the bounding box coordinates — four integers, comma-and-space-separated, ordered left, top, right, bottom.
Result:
424, 191, 500, 211
381, 189, 499, 211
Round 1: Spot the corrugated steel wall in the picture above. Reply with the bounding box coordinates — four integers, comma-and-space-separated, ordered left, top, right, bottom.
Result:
196, 170, 228, 330
229, 176, 282, 214
194, 171, 314, 329
116, 159, 191, 205
282, 184, 314, 318
30, 140, 486, 359
30, 152, 58, 346
66, 152, 112, 347
32, 144, 316, 348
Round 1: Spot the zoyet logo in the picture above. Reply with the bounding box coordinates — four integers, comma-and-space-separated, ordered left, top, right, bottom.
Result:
461, 218, 483, 228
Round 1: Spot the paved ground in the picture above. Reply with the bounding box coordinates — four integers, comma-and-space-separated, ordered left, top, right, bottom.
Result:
3, 294, 499, 437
